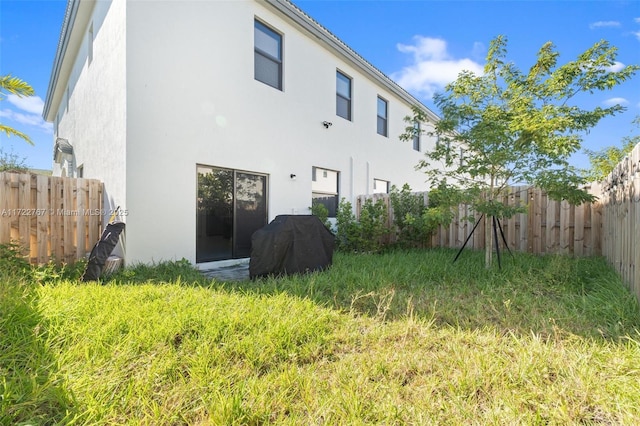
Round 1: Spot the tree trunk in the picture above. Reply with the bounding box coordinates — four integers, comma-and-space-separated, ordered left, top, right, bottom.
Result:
484, 213, 492, 268
484, 178, 495, 269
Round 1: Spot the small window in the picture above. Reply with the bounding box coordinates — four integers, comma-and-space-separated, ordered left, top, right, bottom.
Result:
412, 121, 420, 151
312, 166, 339, 217
336, 71, 352, 120
373, 179, 390, 194
254, 20, 282, 90
377, 97, 388, 136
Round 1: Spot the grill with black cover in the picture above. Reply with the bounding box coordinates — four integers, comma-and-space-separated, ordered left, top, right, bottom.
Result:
249, 215, 334, 279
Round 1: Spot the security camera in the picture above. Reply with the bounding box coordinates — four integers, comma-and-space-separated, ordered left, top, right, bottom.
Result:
322, 121, 333, 128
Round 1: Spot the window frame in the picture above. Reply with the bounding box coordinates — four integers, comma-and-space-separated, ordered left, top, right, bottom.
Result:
376, 96, 388, 137
254, 19, 283, 90
373, 178, 390, 194
311, 166, 340, 218
412, 121, 421, 151
336, 70, 352, 121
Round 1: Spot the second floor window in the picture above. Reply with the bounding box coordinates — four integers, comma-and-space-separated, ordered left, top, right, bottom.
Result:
413, 121, 420, 151
377, 96, 388, 136
336, 71, 352, 120
254, 20, 282, 90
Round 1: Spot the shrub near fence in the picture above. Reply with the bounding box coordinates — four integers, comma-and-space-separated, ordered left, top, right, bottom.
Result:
0, 172, 102, 264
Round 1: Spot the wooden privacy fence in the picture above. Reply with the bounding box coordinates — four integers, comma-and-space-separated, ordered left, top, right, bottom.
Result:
0, 172, 103, 264
357, 186, 602, 257
600, 143, 640, 303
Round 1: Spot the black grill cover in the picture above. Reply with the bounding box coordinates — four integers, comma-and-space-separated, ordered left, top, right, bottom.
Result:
249, 215, 334, 279
82, 222, 125, 281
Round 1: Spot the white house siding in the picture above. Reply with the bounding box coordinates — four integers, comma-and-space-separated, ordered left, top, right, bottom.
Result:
48, 0, 439, 266
124, 0, 438, 265
51, 0, 127, 216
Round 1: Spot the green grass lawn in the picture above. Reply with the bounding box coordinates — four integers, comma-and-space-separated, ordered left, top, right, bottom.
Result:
2, 249, 640, 424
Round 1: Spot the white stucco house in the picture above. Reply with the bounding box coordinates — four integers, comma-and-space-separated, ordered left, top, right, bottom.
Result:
43, 0, 441, 267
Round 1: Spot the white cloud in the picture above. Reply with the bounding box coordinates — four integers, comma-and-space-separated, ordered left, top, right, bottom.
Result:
0, 94, 52, 134
635, 17, 640, 23
391, 36, 483, 99
633, 31, 640, 42
589, 21, 621, 29
0, 108, 52, 133
602, 97, 629, 107
7, 94, 44, 115
605, 61, 625, 72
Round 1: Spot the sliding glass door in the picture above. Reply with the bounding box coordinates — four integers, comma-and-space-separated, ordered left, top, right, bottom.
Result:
196, 166, 267, 262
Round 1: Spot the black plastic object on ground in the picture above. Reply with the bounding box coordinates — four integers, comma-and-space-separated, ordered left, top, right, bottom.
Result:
81, 222, 126, 281
249, 215, 335, 279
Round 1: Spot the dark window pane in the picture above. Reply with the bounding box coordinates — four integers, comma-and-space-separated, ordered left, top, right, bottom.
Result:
377, 97, 387, 117
336, 72, 351, 98
377, 116, 387, 136
312, 193, 338, 218
234, 172, 267, 258
413, 122, 420, 151
196, 167, 234, 262
337, 96, 350, 120
255, 52, 281, 89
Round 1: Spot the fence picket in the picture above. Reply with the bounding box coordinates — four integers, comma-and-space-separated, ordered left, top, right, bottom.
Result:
36, 175, 49, 263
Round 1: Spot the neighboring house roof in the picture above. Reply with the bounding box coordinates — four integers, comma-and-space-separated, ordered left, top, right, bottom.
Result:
43, 0, 439, 123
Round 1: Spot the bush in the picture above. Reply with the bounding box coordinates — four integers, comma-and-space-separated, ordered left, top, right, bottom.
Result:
389, 184, 455, 248
31, 258, 88, 284
335, 198, 388, 253
0, 148, 29, 173
0, 242, 30, 276
309, 202, 332, 230
0, 242, 92, 284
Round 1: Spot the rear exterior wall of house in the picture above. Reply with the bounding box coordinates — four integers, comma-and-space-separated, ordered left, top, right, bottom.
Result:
50, 0, 440, 266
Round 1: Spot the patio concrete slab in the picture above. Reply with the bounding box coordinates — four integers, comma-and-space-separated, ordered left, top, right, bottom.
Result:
201, 263, 250, 282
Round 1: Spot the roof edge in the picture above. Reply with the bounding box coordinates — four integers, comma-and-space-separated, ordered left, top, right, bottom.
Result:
264, 0, 440, 123
43, 0, 79, 122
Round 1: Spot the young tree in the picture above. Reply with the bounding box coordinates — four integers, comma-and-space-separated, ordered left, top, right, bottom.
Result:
583, 115, 639, 182
402, 36, 638, 267
0, 74, 35, 145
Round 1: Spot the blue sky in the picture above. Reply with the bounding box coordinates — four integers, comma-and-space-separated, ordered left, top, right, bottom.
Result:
1, 0, 639, 171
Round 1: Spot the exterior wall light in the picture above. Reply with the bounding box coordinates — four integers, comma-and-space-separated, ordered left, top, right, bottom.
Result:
290, 174, 297, 180
322, 121, 332, 128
